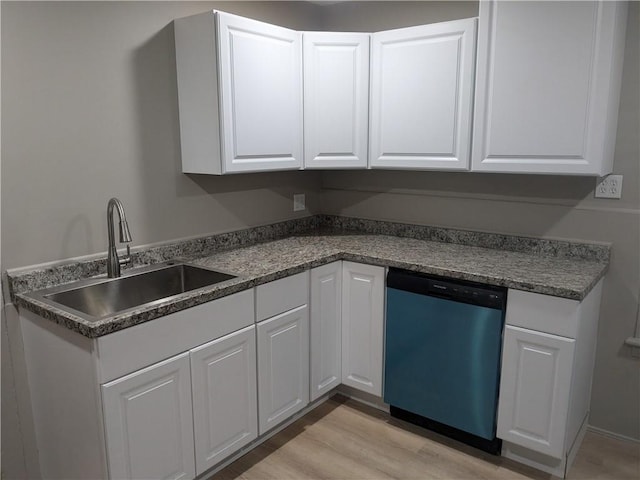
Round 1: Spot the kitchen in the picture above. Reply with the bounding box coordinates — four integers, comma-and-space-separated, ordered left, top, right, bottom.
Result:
1, 1, 639, 479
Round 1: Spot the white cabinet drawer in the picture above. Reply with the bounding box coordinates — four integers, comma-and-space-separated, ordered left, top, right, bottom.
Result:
97, 289, 254, 383
506, 289, 580, 338
256, 271, 309, 322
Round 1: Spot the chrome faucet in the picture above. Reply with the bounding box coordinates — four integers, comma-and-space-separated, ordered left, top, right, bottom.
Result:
107, 198, 133, 278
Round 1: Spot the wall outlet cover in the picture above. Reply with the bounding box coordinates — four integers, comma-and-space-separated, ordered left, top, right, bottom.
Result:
595, 175, 623, 199
293, 194, 305, 211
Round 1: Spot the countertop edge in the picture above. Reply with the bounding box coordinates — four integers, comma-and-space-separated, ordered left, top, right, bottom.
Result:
13, 248, 608, 339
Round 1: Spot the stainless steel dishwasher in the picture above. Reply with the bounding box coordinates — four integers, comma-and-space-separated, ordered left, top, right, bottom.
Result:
384, 268, 507, 454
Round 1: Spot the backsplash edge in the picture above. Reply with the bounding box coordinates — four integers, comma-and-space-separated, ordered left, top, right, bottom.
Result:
4, 214, 610, 299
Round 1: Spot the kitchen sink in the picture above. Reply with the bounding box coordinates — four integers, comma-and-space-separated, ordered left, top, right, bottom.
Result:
33, 262, 237, 320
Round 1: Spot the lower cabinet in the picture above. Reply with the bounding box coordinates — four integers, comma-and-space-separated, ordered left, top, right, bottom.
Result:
256, 305, 310, 435
101, 353, 196, 480
497, 326, 575, 458
497, 281, 603, 477
190, 325, 258, 475
101, 321, 258, 479
22, 262, 607, 480
94, 263, 404, 479
310, 261, 343, 401
341, 261, 385, 396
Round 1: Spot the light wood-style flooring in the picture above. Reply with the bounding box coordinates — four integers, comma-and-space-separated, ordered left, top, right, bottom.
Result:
210, 395, 640, 480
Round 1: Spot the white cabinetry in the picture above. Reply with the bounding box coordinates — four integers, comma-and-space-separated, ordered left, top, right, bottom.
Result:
102, 353, 196, 480
498, 326, 575, 458
369, 18, 477, 170
256, 272, 310, 434
19, 255, 608, 480
303, 33, 370, 169
175, 11, 302, 174
190, 325, 257, 474
20, 290, 255, 480
341, 262, 385, 396
257, 306, 310, 435
472, 1, 628, 175
310, 262, 342, 401
497, 281, 604, 478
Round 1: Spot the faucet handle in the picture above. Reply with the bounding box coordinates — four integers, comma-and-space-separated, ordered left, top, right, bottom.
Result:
119, 244, 133, 268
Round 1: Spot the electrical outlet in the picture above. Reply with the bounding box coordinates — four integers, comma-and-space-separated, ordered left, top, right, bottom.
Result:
595, 175, 623, 199
293, 193, 305, 211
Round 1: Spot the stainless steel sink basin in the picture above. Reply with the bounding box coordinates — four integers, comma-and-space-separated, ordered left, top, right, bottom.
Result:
32, 262, 237, 320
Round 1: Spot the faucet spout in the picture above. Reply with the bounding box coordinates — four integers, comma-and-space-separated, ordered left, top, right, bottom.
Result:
107, 198, 133, 278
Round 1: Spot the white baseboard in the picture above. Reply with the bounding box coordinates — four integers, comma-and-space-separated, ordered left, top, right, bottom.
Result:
501, 441, 565, 478
587, 425, 640, 444
336, 384, 389, 412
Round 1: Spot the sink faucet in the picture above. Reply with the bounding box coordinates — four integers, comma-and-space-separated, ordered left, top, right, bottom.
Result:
107, 198, 133, 278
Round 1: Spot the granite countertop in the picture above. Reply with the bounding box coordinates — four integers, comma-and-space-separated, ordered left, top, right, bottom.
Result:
191, 234, 606, 299
8, 217, 609, 339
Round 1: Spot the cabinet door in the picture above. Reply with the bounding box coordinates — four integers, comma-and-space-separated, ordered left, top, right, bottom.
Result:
102, 353, 195, 480
497, 325, 575, 459
303, 32, 369, 169
190, 325, 257, 475
310, 262, 342, 401
472, 1, 627, 175
217, 12, 303, 173
341, 262, 385, 396
257, 305, 310, 434
369, 18, 477, 170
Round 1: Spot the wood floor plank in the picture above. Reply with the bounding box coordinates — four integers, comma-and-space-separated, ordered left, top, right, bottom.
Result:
208, 395, 640, 480
568, 430, 640, 480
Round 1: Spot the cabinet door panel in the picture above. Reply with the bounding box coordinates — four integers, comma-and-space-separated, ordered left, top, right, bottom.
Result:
310, 262, 342, 401
497, 325, 575, 458
472, 1, 627, 174
370, 18, 477, 170
191, 325, 257, 474
341, 262, 384, 396
257, 305, 310, 434
217, 12, 302, 172
102, 353, 195, 480
304, 33, 369, 168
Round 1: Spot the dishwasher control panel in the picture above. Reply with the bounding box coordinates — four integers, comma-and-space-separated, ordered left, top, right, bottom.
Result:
387, 268, 506, 310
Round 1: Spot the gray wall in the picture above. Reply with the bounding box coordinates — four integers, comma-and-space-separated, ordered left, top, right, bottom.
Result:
319, 1, 640, 441
1, 1, 325, 271
1, 1, 638, 477
320, 0, 478, 31
1, 2, 325, 477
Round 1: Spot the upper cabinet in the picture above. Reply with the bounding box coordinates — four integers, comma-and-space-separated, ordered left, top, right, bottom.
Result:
303, 32, 370, 169
174, 11, 303, 174
175, 3, 627, 176
369, 18, 478, 171
472, 1, 628, 175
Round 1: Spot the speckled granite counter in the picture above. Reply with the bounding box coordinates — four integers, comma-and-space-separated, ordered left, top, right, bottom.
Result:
7, 216, 609, 338
190, 234, 606, 299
